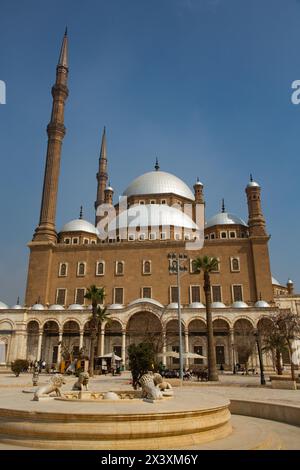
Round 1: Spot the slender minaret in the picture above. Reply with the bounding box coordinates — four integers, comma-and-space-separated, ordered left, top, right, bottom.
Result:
95, 127, 108, 224
33, 29, 69, 242
245, 175, 267, 237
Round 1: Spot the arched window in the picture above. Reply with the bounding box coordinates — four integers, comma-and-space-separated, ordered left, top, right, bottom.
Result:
96, 261, 105, 276
143, 261, 151, 274
59, 263, 67, 277
77, 262, 86, 276
116, 261, 124, 275
231, 257, 240, 272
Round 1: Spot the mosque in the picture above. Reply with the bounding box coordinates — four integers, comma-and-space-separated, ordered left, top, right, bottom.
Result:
0, 31, 298, 371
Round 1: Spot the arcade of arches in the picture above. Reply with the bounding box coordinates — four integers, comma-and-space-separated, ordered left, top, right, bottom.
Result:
23, 312, 278, 370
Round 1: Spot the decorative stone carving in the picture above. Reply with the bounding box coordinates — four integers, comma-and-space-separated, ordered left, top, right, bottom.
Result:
72, 372, 89, 391
33, 374, 65, 401
139, 373, 163, 401
153, 373, 173, 392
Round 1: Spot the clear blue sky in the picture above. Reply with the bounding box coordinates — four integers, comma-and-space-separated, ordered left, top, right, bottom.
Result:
0, 0, 299, 305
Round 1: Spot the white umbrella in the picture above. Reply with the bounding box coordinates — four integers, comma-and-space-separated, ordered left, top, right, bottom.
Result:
182, 352, 206, 359
157, 351, 179, 359
98, 352, 122, 361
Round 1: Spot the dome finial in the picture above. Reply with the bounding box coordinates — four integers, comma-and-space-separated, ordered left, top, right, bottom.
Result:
221, 198, 225, 213
79, 206, 83, 219
16, 296, 20, 305
250, 173, 253, 182
155, 158, 160, 171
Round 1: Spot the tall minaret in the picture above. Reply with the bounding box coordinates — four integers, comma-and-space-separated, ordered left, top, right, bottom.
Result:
95, 127, 108, 225
245, 175, 267, 237
33, 29, 69, 242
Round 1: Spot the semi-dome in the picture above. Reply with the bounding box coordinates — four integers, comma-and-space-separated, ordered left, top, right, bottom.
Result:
68, 304, 83, 310
0, 301, 8, 309
123, 171, 195, 200
189, 302, 205, 308
108, 204, 198, 233
272, 276, 281, 286
206, 212, 247, 228
232, 301, 248, 308
49, 304, 64, 310
31, 304, 45, 310
11, 304, 23, 309
211, 302, 226, 308
255, 300, 270, 308
128, 298, 164, 308
60, 219, 98, 235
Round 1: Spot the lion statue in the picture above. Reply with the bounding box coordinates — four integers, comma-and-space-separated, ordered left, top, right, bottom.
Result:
33, 374, 65, 401
72, 372, 89, 391
139, 373, 163, 401
153, 373, 173, 391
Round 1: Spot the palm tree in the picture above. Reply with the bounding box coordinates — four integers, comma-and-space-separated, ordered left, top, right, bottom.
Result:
194, 256, 219, 381
84, 285, 106, 377
259, 318, 286, 375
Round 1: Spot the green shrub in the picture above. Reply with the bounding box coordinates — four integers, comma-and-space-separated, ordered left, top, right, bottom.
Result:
11, 359, 29, 377
128, 342, 155, 389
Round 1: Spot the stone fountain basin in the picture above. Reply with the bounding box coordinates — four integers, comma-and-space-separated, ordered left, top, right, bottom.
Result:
56, 390, 174, 402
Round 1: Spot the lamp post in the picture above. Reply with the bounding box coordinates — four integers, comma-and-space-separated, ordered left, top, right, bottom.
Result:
168, 252, 187, 381
254, 330, 266, 385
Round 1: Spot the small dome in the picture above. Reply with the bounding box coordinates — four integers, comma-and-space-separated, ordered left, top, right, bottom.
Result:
167, 303, 183, 309
108, 204, 198, 233
211, 302, 226, 308
247, 181, 260, 188
11, 304, 23, 309
254, 300, 270, 308
232, 301, 248, 308
287, 278, 294, 285
60, 219, 98, 235
206, 212, 247, 228
123, 171, 195, 200
31, 304, 45, 310
189, 302, 205, 308
108, 304, 124, 309
128, 298, 164, 308
49, 304, 64, 310
68, 304, 83, 310
0, 301, 8, 309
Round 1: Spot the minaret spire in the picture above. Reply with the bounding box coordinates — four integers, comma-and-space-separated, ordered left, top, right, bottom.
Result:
155, 158, 160, 171
221, 198, 225, 213
95, 127, 108, 224
33, 30, 69, 242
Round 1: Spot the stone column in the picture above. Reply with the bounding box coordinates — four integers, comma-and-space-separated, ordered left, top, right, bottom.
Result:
184, 330, 189, 368
122, 330, 126, 366
100, 327, 105, 357
37, 331, 43, 361
57, 331, 63, 366
79, 329, 84, 350
162, 330, 167, 367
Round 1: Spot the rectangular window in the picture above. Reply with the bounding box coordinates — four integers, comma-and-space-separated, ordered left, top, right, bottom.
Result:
190, 285, 201, 303
211, 257, 220, 273
160, 232, 167, 240
75, 288, 85, 305
72, 237, 79, 244
150, 200, 156, 204
149, 232, 156, 240
220, 231, 227, 239
142, 287, 152, 298
58, 262, 68, 277
77, 262, 86, 276
128, 233, 135, 241
64, 238, 71, 244
232, 285, 243, 302
114, 287, 124, 304
115, 261, 124, 275
210, 233, 216, 240
170, 286, 179, 303
229, 231, 236, 239
212, 285, 222, 303
139, 200, 145, 205
161, 199, 166, 204
139, 233, 146, 240
56, 288, 66, 305
83, 238, 89, 245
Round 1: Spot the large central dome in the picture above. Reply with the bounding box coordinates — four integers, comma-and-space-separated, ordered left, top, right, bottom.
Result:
123, 171, 195, 200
